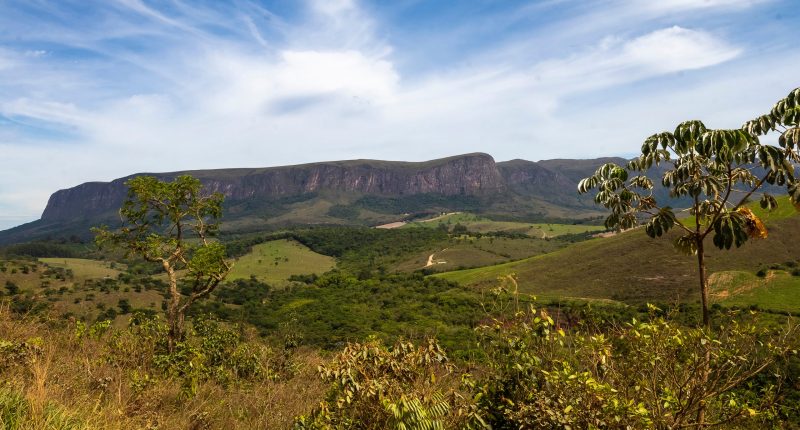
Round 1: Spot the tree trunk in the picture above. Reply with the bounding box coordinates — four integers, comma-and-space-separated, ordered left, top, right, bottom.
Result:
697, 240, 710, 328
164, 263, 182, 353
696, 239, 710, 428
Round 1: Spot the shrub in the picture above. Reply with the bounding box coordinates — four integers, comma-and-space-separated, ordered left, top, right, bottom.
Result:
295, 338, 474, 429
470, 303, 798, 429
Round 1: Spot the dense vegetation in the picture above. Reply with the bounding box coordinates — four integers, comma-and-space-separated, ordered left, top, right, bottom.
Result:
1, 297, 798, 429
196, 272, 482, 357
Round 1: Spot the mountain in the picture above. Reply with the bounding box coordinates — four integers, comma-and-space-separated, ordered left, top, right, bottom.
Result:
0, 153, 617, 244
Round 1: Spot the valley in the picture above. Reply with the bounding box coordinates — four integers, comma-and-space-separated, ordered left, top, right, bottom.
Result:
3, 148, 800, 428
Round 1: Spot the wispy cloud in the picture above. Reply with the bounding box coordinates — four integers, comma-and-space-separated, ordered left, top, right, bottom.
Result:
0, 0, 797, 229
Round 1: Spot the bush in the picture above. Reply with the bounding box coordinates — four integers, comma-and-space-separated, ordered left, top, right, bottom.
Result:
295, 337, 473, 429
469, 302, 798, 429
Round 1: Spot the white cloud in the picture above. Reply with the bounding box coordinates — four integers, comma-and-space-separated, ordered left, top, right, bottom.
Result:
0, 0, 796, 230
1, 99, 89, 128
531, 26, 740, 94
623, 26, 740, 73
641, 0, 770, 12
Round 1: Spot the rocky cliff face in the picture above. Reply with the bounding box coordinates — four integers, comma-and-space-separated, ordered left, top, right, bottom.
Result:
41, 153, 507, 222
496, 159, 575, 195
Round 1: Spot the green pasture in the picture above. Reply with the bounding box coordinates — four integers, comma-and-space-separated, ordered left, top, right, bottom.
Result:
228, 239, 336, 286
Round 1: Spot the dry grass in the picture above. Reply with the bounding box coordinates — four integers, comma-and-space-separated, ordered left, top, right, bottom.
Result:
0, 305, 327, 429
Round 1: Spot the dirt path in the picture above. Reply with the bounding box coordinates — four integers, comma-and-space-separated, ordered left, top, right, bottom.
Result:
424, 249, 448, 268
375, 221, 407, 229
419, 212, 461, 223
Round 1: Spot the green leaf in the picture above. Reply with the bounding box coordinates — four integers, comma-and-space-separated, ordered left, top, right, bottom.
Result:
759, 193, 778, 211
673, 235, 698, 255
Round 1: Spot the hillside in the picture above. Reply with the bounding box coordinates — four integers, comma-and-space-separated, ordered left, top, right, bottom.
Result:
436, 203, 800, 306
0, 153, 616, 245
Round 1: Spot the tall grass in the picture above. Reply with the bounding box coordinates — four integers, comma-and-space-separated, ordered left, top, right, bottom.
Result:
0, 305, 326, 429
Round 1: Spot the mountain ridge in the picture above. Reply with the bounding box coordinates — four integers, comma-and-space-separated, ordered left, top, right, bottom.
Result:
1, 153, 619, 244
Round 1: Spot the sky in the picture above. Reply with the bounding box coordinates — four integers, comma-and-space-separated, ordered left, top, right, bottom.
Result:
1, 0, 799, 230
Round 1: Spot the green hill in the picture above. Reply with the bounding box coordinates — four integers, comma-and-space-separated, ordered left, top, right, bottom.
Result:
228, 239, 336, 287
436, 200, 800, 306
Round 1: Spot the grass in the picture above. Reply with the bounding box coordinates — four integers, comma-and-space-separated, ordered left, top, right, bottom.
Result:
0, 259, 162, 325
750, 195, 798, 221
435, 211, 800, 306
710, 270, 800, 313
403, 213, 605, 238
228, 239, 336, 286
0, 306, 327, 429
0, 387, 90, 430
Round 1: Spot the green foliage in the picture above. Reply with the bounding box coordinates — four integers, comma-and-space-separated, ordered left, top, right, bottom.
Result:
202, 272, 483, 356
5, 280, 19, 295
579, 87, 800, 325
469, 302, 799, 429
227, 239, 336, 286
0, 337, 42, 372
93, 175, 232, 349
579, 88, 800, 248
103, 313, 284, 398
292, 226, 448, 273
326, 204, 361, 220
1, 242, 80, 259
295, 338, 469, 430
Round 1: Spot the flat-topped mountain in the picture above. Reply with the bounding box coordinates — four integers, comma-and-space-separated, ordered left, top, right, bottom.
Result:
41, 153, 506, 222
0, 153, 619, 244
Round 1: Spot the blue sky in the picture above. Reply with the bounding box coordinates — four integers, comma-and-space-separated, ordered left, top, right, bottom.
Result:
1, 0, 799, 230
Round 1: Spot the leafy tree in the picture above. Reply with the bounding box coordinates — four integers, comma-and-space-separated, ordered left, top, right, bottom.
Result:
578, 87, 800, 427
93, 175, 232, 351
578, 87, 800, 327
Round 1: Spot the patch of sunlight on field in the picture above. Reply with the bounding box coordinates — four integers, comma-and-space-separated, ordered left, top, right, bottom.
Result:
39, 258, 123, 280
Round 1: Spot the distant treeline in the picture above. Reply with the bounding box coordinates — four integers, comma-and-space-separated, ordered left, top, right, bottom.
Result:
1, 241, 85, 258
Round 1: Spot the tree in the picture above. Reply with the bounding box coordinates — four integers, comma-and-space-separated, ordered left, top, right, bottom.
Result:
578, 87, 800, 427
578, 87, 800, 328
93, 175, 232, 351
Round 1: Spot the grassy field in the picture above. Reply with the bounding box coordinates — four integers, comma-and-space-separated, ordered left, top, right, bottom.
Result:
392, 235, 564, 273
1, 258, 163, 325
403, 212, 605, 237
710, 269, 800, 313
228, 239, 336, 286
435, 211, 800, 305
